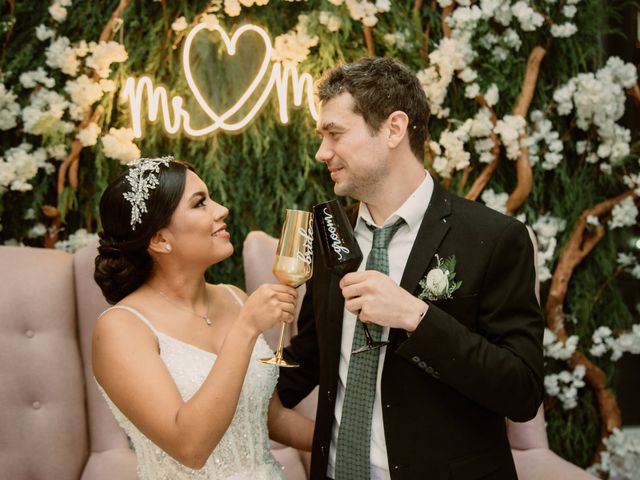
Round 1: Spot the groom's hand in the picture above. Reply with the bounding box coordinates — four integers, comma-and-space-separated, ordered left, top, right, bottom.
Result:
340, 270, 428, 333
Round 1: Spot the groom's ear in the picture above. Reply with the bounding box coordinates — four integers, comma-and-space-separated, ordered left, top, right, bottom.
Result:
385, 110, 410, 149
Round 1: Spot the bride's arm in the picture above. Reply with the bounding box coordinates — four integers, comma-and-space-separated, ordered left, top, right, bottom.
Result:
93, 284, 296, 470
267, 391, 314, 451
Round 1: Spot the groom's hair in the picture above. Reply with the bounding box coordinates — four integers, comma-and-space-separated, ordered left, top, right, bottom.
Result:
316, 57, 430, 160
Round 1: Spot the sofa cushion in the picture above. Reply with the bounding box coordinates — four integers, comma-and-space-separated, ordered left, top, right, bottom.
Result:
0, 246, 89, 479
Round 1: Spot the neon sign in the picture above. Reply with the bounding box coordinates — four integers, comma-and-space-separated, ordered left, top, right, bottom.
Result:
121, 22, 319, 138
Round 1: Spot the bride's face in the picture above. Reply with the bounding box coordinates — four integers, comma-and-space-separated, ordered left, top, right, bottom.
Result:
163, 170, 233, 265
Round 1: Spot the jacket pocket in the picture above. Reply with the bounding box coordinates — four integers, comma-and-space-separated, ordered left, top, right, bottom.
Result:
432, 293, 479, 327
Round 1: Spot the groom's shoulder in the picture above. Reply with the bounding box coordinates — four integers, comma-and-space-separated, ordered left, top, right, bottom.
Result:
446, 190, 523, 234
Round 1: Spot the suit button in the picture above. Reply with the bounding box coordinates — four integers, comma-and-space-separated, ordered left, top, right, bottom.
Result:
418, 361, 427, 370
32, 401, 41, 410
327, 390, 333, 401
385, 404, 391, 408
412, 355, 420, 363
426, 366, 434, 375
25, 329, 34, 338
433, 370, 441, 379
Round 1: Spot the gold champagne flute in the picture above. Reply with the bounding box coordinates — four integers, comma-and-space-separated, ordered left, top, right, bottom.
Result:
259, 209, 314, 367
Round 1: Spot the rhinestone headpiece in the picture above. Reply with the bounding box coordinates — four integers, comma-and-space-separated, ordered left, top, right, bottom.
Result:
123, 156, 173, 230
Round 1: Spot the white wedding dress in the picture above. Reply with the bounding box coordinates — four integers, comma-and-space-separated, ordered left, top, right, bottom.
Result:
97, 285, 284, 480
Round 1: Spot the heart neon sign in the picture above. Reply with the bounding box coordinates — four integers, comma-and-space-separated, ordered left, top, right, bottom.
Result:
121, 22, 319, 138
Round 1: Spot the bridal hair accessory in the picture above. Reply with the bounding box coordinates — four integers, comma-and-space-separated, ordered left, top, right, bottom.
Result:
124, 156, 173, 230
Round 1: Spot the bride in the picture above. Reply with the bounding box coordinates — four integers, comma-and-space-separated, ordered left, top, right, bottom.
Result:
92, 156, 313, 479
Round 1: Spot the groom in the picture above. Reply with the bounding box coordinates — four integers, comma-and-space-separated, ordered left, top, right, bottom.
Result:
277, 57, 544, 480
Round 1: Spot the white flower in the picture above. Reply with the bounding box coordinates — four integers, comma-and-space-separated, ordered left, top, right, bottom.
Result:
77, 122, 101, 146
563, 5, 577, 18
512, 1, 544, 31
544, 328, 578, 360
481, 189, 508, 214
319, 11, 342, 32
464, 83, 480, 98
171, 16, 188, 32
544, 365, 586, 410
55, 229, 98, 253
586, 215, 600, 227
49, 3, 68, 23
21, 88, 69, 135
35, 24, 55, 41
101, 127, 141, 163
224, 0, 241, 16
0, 143, 53, 191
64, 75, 104, 119
425, 268, 449, 297
48, 144, 67, 160
551, 23, 578, 38
45, 36, 80, 76
85, 41, 128, 78
272, 15, 318, 64
485, 84, 499, 106
0, 83, 21, 131
609, 196, 638, 230
27, 223, 47, 238
19, 67, 55, 89
494, 114, 526, 160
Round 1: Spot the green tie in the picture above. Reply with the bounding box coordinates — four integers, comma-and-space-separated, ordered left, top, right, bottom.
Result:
334, 217, 405, 480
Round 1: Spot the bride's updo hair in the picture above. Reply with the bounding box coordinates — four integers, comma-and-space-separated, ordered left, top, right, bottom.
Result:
94, 158, 194, 304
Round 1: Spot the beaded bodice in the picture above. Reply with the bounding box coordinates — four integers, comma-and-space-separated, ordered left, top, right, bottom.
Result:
97, 292, 283, 480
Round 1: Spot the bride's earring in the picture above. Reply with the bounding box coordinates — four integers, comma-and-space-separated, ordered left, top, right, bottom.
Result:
165, 244, 172, 253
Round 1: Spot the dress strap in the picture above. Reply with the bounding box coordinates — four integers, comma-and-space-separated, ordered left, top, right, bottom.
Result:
100, 305, 159, 337
221, 284, 245, 306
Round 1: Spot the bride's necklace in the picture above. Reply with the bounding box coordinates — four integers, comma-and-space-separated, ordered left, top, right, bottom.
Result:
150, 286, 212, 326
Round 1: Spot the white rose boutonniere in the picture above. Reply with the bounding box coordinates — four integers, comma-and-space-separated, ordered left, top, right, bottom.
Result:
418, 254, 462, 301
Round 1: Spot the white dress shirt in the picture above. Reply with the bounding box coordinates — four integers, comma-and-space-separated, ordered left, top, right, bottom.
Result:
327, 172, 434, 480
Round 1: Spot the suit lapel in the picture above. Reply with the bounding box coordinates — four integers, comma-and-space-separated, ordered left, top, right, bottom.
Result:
399, 181, 452, 294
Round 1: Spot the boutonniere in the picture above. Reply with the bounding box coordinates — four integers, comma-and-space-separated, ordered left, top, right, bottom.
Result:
418, 254, 462, 301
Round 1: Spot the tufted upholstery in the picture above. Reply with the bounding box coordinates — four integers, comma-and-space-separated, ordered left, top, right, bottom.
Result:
242, 230, 598, 480
0, 244, 137, 479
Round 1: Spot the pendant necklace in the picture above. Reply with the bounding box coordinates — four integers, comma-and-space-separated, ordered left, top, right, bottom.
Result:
151, 286, 212, 326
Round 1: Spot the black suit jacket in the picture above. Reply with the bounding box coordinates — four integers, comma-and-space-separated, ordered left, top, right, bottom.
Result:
277, 182, 544, 480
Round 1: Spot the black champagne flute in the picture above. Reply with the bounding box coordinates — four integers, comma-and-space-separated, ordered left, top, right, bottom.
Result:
313, 199, 389, 354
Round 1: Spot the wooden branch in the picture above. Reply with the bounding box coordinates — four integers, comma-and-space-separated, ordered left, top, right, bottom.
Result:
413, 0, 423, 16
421, 0, 438, 62
99, 0, 131, 43
363, 27, 375, 56
546, 190, 637, 454
41, 205, 62, 249
502, 46, 546, 213
442, 3, 455, 38
57, 0, 131, 194
592, 267, 623, 306
58, 106, 104, 193
628, 84, 640, 110
513, 46, 546, 117
505, 146, 533, 214
69, 106, 104, 188
465, 96, 499, 201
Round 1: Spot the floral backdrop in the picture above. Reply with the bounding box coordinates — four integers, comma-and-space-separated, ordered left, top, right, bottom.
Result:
1, 0, 639, 476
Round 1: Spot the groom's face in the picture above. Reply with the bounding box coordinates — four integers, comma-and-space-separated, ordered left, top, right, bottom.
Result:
314, 92, 390, 201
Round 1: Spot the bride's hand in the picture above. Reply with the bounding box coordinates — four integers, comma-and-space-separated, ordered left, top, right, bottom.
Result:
238, 284, 297, 335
